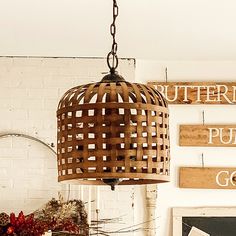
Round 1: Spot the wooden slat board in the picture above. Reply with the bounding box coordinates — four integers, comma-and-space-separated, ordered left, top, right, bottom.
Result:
179, 125, 236, 147
147, 82, 236, 104
180, 167, 236, 189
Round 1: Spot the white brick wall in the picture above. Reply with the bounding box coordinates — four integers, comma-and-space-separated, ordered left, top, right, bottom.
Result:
0, 57, 147, 236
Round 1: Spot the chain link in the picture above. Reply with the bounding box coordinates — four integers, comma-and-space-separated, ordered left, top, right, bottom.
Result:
107, 0, 119, 73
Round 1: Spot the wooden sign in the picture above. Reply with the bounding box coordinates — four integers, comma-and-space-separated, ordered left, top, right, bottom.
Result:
180, 167, 236, 189
147, 82, 236, 104
180, 125, 236, 147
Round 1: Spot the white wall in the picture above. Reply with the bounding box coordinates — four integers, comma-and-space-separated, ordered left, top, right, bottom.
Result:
136, 60, 236, 236
0, 57, 149, 236
2, 56, 236, 236
0, 0, 236, 61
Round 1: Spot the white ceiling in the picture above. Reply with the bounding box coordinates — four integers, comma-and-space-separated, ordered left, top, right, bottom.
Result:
0, 0, 236, 60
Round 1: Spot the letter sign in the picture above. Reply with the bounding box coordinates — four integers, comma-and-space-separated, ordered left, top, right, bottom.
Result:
180, 167, 236, 189
180, 125, 236, 147
148, 82, 236, 104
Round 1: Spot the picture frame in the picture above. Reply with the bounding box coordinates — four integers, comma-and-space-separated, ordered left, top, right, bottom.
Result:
173, 207, 236, 236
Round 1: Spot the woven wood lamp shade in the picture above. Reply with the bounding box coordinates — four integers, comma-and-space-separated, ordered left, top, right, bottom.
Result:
56, 0, 170, 190
57, 75, 170, 189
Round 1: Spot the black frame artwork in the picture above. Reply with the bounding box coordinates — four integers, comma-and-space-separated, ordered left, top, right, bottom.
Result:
173, 207, 236, 236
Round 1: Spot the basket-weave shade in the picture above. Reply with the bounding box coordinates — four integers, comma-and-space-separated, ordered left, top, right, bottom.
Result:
57, 80, 170, 185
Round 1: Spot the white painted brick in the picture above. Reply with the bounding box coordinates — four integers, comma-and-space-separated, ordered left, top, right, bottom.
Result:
0, 99, 12, 108
43, 172, 58, 182
11, 138, 29, 148
0, 57, 137, 231
0, 72, 12, 85
27, 159, 45, 169
42, 181, 61, 191
12, 98, 44, 110
43, 75, 75, 88
28, 189, 51, 199
0, 148, 28, 159
27, 168, 45, 176
28, 88, 59, 99
27, 189, 57, 199
11, 88, 29, 98
43, 122, 57, 131
43, 99, 58, 110
26, 179, 46, 190
24, 199, 48, 209
35, 129, 56, 140
28, 145, 53, 158
12, 57, 43, 66
0, 120, 12, 130
50, 190, 60, 199
28, 110, 54, 120
28, 89, 43, 98
16, 74, 44, 89
27, 120, 44, 130
7, 74, 23, 88
0, 179, 13, 188
12, 109, 29, 120
10, 98, 24, 109
58, 88, 72, 98
0, 169, 10, 178
11, 160, 30, 169
0, 159, 12, 167
44, 169, 58, 179
0, 200, 25, 211
44, 157, 57, 169
0, 57, 13, 66
25, 99, 44, 110
0, 88, 13, 98
41, 58, 76, 67
8, 168, 26, 178
0, 138, 12, 148
0, 188, 28, 200
13, 178, 30, 189
9, 120, 29, 132
0, 109, 28, 121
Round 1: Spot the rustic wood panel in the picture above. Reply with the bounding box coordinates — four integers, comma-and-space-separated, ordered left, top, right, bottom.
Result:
179, 125, 236, 147
180, 167, 236, 189
147, 82, 236, 104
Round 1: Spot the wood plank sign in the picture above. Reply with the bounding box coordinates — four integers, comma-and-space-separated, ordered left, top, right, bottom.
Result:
179, 167, 236, 189
147, 82, 236, 104
179, 125, 236, 147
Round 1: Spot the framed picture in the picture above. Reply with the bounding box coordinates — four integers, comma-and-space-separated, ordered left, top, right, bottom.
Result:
173, 207, 236, 236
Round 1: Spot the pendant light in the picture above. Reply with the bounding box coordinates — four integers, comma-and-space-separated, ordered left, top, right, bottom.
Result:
57, 0, 170, 190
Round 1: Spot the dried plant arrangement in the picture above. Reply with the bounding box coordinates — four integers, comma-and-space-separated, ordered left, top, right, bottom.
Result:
0, 196, 89, 236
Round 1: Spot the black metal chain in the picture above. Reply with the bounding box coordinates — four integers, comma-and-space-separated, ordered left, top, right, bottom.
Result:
107, 0, 119, 74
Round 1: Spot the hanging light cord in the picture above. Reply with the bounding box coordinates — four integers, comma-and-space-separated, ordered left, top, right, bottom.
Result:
107, 0, 119, 74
